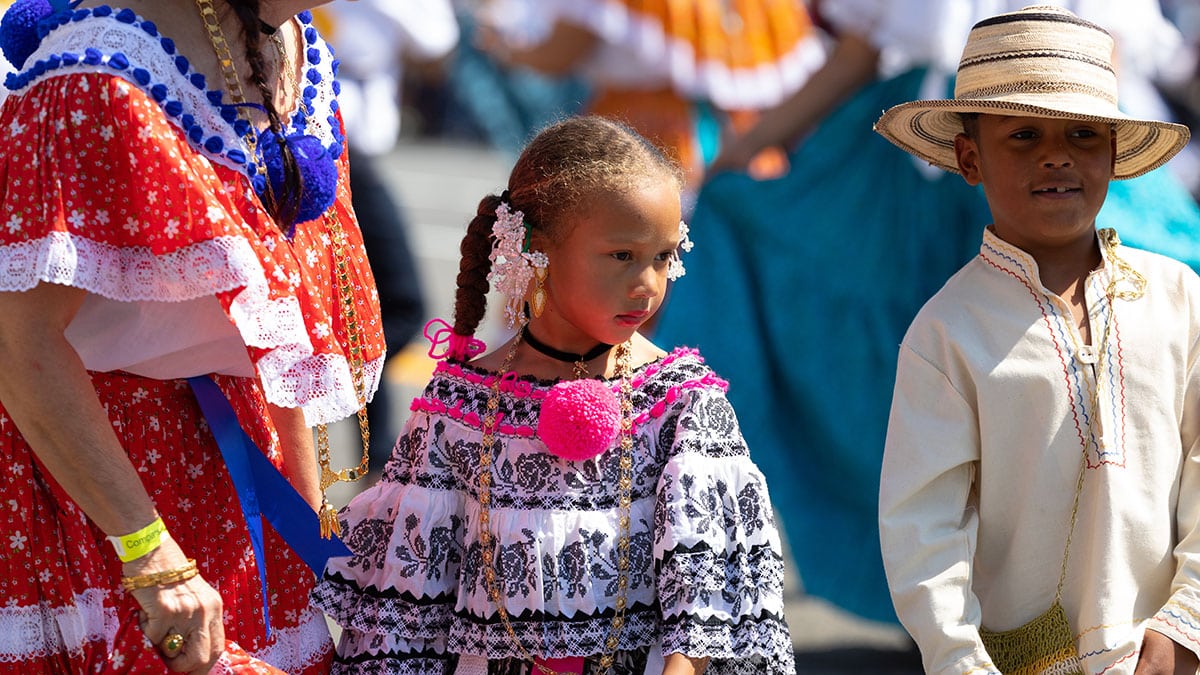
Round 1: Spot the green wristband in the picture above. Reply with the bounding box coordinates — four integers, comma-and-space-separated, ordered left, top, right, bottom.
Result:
108, 516, 167, 563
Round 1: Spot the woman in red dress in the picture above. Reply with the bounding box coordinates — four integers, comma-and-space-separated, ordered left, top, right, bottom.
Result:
0, 0, 386, 671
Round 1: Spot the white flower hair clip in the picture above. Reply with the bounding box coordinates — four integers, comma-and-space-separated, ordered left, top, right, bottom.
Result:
667, 220, 694, 281
488, 200, 548, 328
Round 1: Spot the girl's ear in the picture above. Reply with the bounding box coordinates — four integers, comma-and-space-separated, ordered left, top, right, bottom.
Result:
528, 228, 551, 254
954, 133, 983, 186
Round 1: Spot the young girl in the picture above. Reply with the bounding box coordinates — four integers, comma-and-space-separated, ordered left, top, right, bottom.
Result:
313, 116, 795, 674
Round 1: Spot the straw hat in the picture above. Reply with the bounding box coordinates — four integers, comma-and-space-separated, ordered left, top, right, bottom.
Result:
873, 5, 1190, 180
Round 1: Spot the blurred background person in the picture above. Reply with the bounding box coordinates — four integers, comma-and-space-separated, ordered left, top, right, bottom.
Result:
653, 0, 1200, 627
473, 0, 825, 208
312, 0, 456, 476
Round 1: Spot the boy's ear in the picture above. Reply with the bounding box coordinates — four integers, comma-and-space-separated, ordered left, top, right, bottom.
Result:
1110, 129, 1118, 178
954, 133, 983, 186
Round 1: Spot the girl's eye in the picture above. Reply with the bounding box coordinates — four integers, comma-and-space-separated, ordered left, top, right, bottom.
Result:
655, 250, 675, 262
1010, 130, 1036, 140
611, 251, 633, 261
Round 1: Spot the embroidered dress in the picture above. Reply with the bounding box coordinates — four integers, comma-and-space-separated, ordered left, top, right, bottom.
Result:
880, 229, 1200, 675
0, 6, 385, 672
314, 348, 794, 674
651, 0, 1200, 624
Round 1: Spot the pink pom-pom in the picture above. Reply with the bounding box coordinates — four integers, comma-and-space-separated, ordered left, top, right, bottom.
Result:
537, 379, 621, 461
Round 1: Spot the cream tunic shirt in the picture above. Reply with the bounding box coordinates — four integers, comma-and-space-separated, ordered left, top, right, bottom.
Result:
880, 228, 1200, 674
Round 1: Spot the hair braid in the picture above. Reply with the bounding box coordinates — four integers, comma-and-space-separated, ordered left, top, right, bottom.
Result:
227, 0, 302, 227
453, 194, 503, 338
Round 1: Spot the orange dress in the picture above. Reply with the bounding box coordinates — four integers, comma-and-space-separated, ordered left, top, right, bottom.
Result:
535, 0, 824, 184
0, 7, 384, 672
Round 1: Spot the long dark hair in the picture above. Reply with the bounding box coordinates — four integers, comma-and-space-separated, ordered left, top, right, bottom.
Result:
227, 0, 303, 228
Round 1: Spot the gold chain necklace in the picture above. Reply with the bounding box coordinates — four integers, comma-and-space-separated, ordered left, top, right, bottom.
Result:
195, 0, 371, 537
478, 333, 634, 675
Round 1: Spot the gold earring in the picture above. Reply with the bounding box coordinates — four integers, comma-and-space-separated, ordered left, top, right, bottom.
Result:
531, 263, 548, 318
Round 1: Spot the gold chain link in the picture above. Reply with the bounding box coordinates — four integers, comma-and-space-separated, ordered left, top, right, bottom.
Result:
478, 334, 633, 674
194, 0, 371, 538
1055, 229, 1144, 600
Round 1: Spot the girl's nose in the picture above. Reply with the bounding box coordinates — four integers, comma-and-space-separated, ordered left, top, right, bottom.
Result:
631, 266, 660, 298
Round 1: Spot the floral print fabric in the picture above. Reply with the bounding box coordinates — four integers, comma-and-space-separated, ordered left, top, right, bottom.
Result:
314, 349, 795, 674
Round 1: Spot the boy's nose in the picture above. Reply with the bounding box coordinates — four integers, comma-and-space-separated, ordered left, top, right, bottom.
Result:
1041, 138, 1074, 168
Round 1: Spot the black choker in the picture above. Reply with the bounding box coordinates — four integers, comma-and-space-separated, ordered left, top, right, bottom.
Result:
259, 18, 278, 35
521, 326, 613, 365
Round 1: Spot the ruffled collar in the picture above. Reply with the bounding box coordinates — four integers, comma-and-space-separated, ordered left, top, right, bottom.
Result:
3, 5, 345, 187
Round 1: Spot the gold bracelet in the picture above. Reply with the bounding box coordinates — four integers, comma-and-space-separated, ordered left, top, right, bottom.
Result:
120, 559, 199, 591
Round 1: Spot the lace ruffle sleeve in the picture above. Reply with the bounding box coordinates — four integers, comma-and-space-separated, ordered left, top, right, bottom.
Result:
653, 382, 794, 673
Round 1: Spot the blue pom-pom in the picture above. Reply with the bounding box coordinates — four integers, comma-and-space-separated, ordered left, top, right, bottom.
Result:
163, 100, 182, 117
149, 82, 167, 101
219, 106, 236, 123
131, 67, 150, 85
227, 149, 246, 165
204, 136, 224, 154
92, 5, 110, 16
258, 130, 337, 225
188, 126, 202, 143
82, 47, 100, 65
59, 50, 76, 64
108, 51, 128, 70
306, 47, 320, 65
114, 8, 134, 23
305, 68, 321, 85
1, 0, 54, 69
206, 90, 223, 106
140, 21, 157, 37
189, 72, 205, 89
160, 37, 175, 54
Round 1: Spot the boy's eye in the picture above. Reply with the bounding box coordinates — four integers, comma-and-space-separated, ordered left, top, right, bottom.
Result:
611, 251, 633, 261
655, 250, 675, 262
1010, 130, 1037, 140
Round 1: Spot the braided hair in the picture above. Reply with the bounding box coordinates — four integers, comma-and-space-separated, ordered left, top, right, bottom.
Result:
226, 0, 303, 228
452, 115, 684, 340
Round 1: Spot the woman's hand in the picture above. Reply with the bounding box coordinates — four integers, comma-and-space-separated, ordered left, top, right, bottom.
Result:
125, 535, 224, 673
1134, 629, 1199, 675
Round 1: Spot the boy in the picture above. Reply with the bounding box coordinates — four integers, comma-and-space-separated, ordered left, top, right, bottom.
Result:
874, 5, 1200, 674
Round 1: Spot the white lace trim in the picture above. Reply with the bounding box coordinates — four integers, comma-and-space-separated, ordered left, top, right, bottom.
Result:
0, 231, 380, 424
11, 10, 340, 177
0, 588, 118, 662
0, 590, 330, 669
248, 604, 332, 673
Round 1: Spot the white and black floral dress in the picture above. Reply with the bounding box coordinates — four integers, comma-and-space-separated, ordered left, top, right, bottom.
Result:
313, 347, 794, 674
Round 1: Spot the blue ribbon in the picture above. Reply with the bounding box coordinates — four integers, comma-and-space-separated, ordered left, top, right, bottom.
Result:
187, 376, 350, 638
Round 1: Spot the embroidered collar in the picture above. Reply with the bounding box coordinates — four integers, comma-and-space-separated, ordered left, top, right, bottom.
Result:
3, 6, 345, 184
978, 226, 1119, 294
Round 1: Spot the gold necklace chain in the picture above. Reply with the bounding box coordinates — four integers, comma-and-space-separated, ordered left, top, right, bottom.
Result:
1054, 230, 1144, 600
194, 0, 371, 537
479, 334, 633, 675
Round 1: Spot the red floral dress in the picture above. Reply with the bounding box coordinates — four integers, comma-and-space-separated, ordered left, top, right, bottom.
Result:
0, 7, 384, 673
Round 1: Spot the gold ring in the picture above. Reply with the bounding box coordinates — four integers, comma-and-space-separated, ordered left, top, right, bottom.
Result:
160, 632, 185, 658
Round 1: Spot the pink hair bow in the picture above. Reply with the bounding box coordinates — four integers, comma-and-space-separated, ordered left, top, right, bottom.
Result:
423, 318, 486, 361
